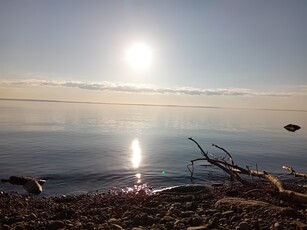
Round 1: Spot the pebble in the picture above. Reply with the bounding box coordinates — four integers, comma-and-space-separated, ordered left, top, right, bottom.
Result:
222, 210, 234, 217
2, 225, 10, 230
186, 225, 210, 230
111, 224, 124, 230
180, 211, 195, 217
211, 217, 219, 226
15, 225, 24, 230
160, 215, 174, 223
272, 222, 283, 230
236, 221, 249, 230
165, 221, 174, 229
47, 220, 65, 230
191, 215, 203, 226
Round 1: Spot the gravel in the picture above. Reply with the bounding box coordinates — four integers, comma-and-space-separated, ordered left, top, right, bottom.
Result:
0, 183, 306, 230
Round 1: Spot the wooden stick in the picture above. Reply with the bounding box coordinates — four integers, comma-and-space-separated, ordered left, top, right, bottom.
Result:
282, 166, 307, 178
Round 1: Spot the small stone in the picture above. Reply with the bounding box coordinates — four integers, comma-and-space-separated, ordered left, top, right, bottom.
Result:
280, 207, 297, 217
30, 213, 37, 219
47, 220, 65, 230
230, 215, 239, 222
146, 215, 155, 225
111, 224, 124, 230
293, 220, 307, 230
237, 221, 249, 230
99, 223, 110, 229
165, 221, 174, 229
186, 201, 198, 211
2, 225, 10, 230
219, 218, 227, 222
168, 207, 180, 215
108, 218, 119, 224
211, 217, 219, 226
74, 221, 82, 227
145, 201, 159, 208
222, 210, 234, 217
272, 222, 283, 230
196, 208, 205, 215
180, 211, 195, 217
139, 212, 148, 223
187, 226, 210, 230
205, 209, 218, 215
15, 224, 24, 230
191, 216, 203, 226
160, 215, 174, 223
85, 222, 95, 230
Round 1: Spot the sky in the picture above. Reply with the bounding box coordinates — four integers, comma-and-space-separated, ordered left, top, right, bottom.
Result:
0, 0, 307, 110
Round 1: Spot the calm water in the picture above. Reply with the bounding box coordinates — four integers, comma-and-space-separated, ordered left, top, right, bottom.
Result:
0, 100, 306, 195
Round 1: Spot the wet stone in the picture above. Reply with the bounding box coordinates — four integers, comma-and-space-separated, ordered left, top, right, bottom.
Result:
187, 225, 210, 230
272, 222, 283, 230
191, 215, 203, 226
160, 215, 174, 223
47, 220, 65, 230
222, 210, 234, 217
180, 211, 195, 218
2, 225, 10, 230
236, 221, 249, 230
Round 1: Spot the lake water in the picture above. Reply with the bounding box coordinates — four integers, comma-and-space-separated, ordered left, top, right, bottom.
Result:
0, 100, 306, 195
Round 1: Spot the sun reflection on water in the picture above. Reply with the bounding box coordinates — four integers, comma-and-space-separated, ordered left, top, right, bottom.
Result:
135, 173, 141, 184
131, 138, 142, 169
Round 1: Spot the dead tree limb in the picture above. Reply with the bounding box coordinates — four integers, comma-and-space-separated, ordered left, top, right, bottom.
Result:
282, 166, 307, 178
188, 138, 248, 185
189, 138, 307, 204
247, 170, 307, 204
212, 143, 234, 165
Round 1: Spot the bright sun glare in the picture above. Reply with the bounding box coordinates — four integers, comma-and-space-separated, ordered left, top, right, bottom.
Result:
126, 43, 152, 70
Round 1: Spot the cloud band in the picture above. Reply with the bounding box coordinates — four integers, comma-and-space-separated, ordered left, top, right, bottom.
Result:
0, 79, 293, 97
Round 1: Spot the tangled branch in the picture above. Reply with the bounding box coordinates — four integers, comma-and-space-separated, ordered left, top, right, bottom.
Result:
188, 138, 307, 204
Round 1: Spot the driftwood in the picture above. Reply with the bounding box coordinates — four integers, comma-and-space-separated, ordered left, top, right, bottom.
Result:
1, 176, 46, 195
188, 138, 307, 204
282, 166, 307, 178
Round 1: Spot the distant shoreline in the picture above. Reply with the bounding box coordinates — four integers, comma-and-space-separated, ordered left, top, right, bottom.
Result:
1, 97, 307, 113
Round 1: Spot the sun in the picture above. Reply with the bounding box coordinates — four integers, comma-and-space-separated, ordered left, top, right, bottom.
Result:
126, 43, 152, 70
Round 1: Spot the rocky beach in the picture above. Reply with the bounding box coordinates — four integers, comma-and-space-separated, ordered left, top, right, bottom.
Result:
1, 183, 306, 230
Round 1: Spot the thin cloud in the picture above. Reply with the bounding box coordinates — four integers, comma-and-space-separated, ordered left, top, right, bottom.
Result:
0, 79, 294, 97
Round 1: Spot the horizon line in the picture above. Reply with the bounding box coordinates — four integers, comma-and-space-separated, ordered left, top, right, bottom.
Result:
0, 97, 306, 113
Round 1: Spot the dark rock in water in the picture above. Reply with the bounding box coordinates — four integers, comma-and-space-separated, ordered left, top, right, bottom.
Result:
284, 124, 301, 132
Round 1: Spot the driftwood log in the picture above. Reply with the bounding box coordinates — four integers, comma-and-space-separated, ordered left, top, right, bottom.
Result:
282, 166, 307, 178
1, 176, 46, 195
188, 138, 307, 204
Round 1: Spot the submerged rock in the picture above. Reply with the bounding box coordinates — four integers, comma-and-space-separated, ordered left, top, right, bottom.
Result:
284, 124, 301, 132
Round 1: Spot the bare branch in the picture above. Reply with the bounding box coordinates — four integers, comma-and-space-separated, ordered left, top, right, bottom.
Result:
188, 138, 248, 184
212, 143, 234, 165
188, 138, 307, 204
188, 137, 208, 157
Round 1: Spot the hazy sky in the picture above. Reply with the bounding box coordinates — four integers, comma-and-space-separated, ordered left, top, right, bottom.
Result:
1, 0, 307, 109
